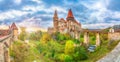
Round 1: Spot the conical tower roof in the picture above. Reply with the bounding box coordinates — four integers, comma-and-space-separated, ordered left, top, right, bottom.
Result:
11, 22, 18, 30
54, 10, 58, 18
67, 9, 74, 18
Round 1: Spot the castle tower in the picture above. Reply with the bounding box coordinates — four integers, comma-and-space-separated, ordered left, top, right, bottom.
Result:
66, 9, 77, 38
66, 9, 75, 30
66, 9, 75, 21
53, 10, 59, 32
10, 22, 18, 40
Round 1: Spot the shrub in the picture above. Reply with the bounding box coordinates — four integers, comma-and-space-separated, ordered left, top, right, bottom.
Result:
74, 46, 88, 61
59, 54, 73, 62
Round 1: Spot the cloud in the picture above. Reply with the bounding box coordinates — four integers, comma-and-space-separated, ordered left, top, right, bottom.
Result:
111, 11, 120, 19
81, 0, 109, 23
0, 0, 120, 30
0, 10, 31, 21
13, 0, 22, 5
18, 16, 52, 29
32, 0, 42, 4
82, 23, 114, 29
18, 17, 41, 27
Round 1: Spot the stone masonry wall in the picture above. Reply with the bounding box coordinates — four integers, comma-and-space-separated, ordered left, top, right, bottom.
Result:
108, 32, 120, 41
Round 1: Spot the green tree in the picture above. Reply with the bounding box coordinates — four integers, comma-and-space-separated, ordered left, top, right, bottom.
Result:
18, 27, 26, 41
29, 31, 42, 41
10, 41, 37, 62
65, 40, 74, 55
73, 46, 88, 61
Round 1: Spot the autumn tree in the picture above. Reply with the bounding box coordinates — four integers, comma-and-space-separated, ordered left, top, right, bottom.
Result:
40, 33, 52, 44
65, 40, 74, 55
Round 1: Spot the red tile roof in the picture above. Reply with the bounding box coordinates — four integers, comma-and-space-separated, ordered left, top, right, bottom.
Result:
60, 18, 65, 20
0, 30, 9, 38
67, 9, 74, 18
115, 29, 120, 32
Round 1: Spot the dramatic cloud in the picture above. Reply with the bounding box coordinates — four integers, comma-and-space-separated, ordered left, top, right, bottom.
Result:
0, 10, 31, 21
0, 0, 120, 29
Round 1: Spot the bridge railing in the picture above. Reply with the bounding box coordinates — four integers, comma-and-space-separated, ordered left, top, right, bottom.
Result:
0, 34, 13, 42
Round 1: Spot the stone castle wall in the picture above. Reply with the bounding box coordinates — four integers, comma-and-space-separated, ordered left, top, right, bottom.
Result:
108, 32, 120, 41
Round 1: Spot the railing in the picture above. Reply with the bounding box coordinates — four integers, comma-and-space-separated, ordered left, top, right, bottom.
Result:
0, 34, 13, 42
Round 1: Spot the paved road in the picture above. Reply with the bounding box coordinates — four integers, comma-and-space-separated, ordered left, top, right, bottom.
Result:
97, 42, 120, 62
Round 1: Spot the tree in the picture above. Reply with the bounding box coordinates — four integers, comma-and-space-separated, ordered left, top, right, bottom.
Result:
40, 33, 52, 44
18, 27, 26, 41
29, 31, 42, 41
65, 40, 74, 55
73, 46, 88, 61
10, 41, 36, 62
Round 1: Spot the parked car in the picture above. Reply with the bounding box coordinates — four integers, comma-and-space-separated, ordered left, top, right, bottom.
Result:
88, 45, 96, 52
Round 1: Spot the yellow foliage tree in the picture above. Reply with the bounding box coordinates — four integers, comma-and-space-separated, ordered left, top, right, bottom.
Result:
40, 33, 52, 44
65, 40, 74, 55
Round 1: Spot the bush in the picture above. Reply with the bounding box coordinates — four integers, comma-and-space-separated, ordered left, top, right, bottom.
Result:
53, 32, 71, 41
59, 54, 73, 62
73, 39, 80, 44
37, 40, 64, 60
74, 46, 88, 61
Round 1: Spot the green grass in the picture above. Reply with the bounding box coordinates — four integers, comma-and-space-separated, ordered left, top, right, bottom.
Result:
81, 40, 119, 62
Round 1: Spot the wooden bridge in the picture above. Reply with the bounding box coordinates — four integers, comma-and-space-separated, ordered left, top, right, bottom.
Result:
0, 33, 14, 62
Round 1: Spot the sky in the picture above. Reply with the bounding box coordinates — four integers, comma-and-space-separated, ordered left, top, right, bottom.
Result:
0, 0, 120, 29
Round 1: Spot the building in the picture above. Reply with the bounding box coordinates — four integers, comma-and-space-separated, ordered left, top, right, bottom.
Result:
10, 22, 18, 40
0, 22, 18, 40
108, 27, 120, 41
48, 9, 82, 39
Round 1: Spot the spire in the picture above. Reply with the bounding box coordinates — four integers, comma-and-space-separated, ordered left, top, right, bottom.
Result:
11, 22, 18, 30
54, 10, 58, 18
67, 9, 74, 18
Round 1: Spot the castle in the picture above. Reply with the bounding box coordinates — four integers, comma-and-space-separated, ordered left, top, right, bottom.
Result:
48, 9, 82, 39
0, 22, 18, 40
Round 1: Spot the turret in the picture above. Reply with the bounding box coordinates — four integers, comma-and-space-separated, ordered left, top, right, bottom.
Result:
66, 9, 75, 21
11, 22, 18, 40
53, 10, 59, 32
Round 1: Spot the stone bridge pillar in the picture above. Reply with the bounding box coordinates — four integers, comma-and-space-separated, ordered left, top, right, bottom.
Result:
4, 47, 10, 62
96, 32, 100, 46
0, 43, 4, 62
84, 32, 89, 46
